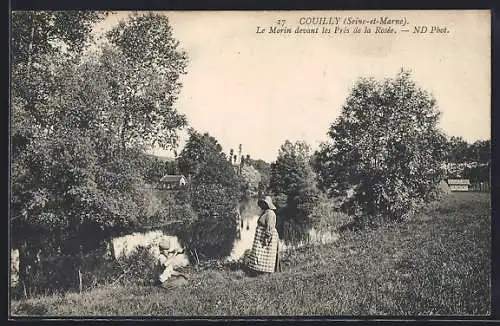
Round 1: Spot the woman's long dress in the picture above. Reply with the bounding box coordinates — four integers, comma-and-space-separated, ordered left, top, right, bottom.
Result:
245, 209, 279, 273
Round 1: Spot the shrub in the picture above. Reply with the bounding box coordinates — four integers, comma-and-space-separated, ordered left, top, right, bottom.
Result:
11, 249, 123, 299
115, 245, 158, 286
310, 194, 352, 230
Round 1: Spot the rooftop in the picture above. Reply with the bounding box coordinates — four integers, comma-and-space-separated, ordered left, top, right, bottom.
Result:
160, 175, 187, 183
447, 179, 471, 185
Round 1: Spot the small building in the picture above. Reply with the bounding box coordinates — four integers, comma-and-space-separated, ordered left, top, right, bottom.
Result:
447, 179, 471, 192
159, 174, 188, 190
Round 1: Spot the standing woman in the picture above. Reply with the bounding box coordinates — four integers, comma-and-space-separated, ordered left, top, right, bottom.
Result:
244, 196, 280, 276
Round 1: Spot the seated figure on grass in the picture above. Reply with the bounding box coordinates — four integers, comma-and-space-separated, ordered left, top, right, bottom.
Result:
157, 239, 189, 289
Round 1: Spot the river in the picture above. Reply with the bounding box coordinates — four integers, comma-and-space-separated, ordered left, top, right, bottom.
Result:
10, 199, 340, 287
228, 198, 340, 261
106, 198, 340, 264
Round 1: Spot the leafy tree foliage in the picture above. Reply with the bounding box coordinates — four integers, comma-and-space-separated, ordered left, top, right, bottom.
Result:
12, 11, 103, 245
468, 140, 490, 164
270, 140, 314, 197
247, 158, 271, 195
11, 11, 106, 153
11, 12, 188, 276
240, 164, 262, 195
11, 11, 104, 66
442, 137, 490, 181
270, 140, 322, 242
99, 12, 189, 151
444, 137, 490, 164
11, 12, 110, 293
176, 131, 243, 258
314, 69, 447, 226
445, 136, 469, 164
462, 165, 490, 184
177, 129, 225, 177
138, 155, 175, 186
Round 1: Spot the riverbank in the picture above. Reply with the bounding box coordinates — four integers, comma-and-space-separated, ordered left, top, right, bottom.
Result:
11, 192, 490, 316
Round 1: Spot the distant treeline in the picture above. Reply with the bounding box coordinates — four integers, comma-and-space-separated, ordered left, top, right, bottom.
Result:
443, 137, 490, 182
444, 137, 489, 164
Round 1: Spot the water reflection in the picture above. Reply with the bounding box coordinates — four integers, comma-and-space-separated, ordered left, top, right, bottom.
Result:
230, 213, 259, 260
229, 207, 340, 261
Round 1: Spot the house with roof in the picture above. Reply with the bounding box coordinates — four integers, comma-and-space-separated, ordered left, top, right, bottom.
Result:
159, 174, 188, 190
446, 179, 471, 192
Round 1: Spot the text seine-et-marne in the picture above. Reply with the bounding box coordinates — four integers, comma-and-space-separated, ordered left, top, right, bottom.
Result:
297, 16, 407, 26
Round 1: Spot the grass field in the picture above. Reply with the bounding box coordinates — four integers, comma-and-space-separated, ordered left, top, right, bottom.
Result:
10, 192, 490, 317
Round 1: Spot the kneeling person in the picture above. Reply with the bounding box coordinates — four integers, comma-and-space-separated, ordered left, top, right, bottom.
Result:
157, 239, 188, 288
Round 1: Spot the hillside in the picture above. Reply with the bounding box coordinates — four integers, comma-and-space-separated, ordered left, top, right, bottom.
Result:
11, 193, 490, 317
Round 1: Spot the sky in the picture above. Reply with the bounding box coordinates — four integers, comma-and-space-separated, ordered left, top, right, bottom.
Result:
94, 10, 490, 162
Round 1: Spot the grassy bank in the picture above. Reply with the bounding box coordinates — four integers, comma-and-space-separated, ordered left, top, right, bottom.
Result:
11, 192, 490, 316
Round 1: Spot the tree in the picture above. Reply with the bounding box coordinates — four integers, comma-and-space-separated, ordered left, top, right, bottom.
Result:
12, 11, 189, 242
467, 140, 490, 164
11, 11, 108, 294
443, 138, 490, 179
270, 140, 315, 198
445, 136, 469, 163
11, 12, 190, 294
270, 140, 322, 242
11, 11, 105, 68
247, 158, 272, 194
177, 129, 225, 177
11, 11, 107, 158
103, 12, 189, 152
314, 69, 447, 227
176, 130, 243, 259
240, 164, 262, 195
139, 155, 173, 186
463, 165, 490, 184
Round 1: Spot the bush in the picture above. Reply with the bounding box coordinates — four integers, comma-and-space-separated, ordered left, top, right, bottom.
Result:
278, 219, 309, 245
115, 245, 158, 286
11, 249, 123, 299
12, 256, 82, 299
310, 194, 352, 230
